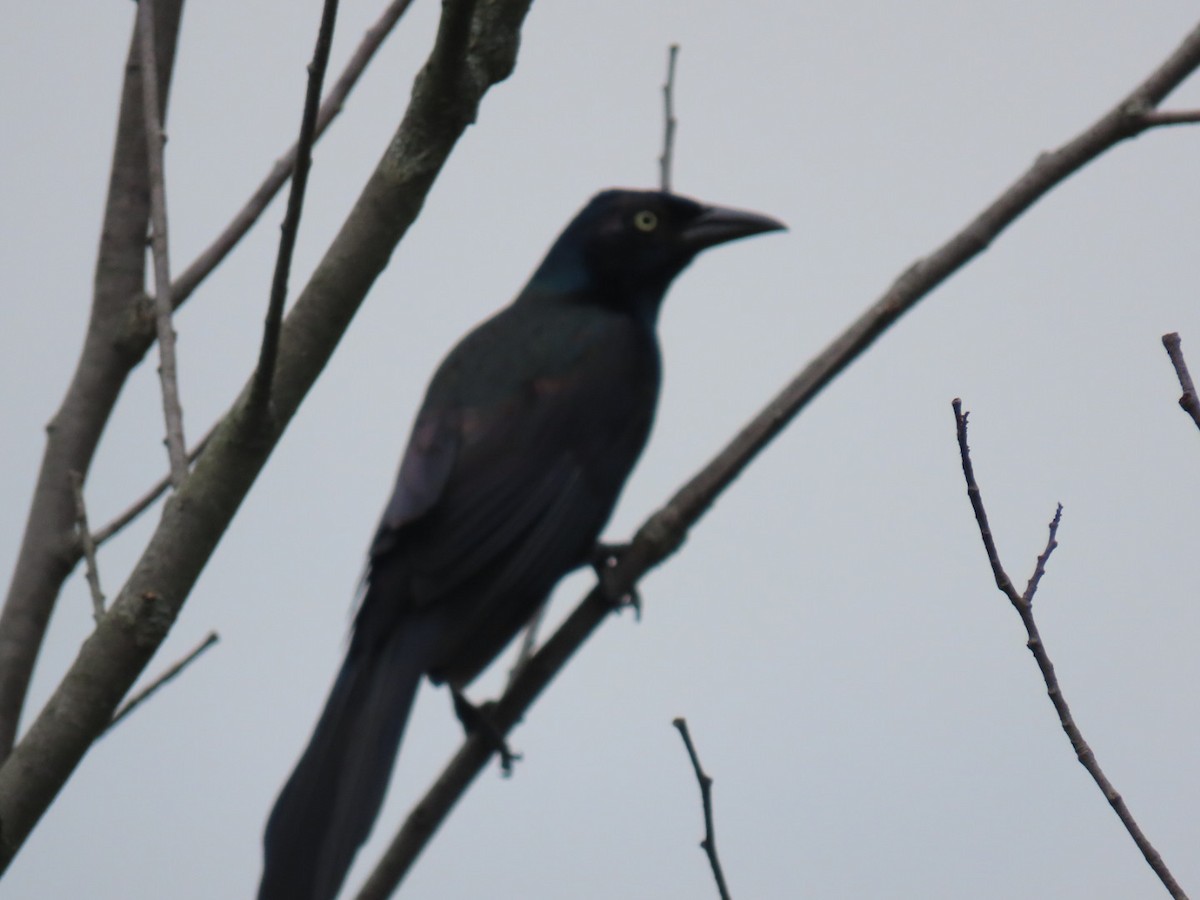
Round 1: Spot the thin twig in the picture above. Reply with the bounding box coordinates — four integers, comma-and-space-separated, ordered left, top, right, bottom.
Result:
249, 0, 341, 419
91, 425, 215, 549
672, 718, 733, 900
659, 44, 679, 192
357, 24, 1200, 895
171, 0, 416, 308
105, 631, 219, 735
68, 473, 106, 623
952, 399, 1189, 900
1162, 333, 1200, 432
138, 0, 188, 487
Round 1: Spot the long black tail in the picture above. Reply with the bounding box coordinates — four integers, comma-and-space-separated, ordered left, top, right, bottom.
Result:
258, 622, 426, 900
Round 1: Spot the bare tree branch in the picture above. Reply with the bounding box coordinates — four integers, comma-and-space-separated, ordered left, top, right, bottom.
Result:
0, 1, 413, 753
104, 631, 219, 735
0, 0, 533, 872
0, 0, 184, 762
138, 0, 188, 486
356, 22, 1200, 895
659, 44, 679, 192
673, 718, 732, 900
68, 473, 105, 624
249, 0, 341, 419
172, 0, 416, 308
952, 399, 1189, 900
1162, 332, 1200, 432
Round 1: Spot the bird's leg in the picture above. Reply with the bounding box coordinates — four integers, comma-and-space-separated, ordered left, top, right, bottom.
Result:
450, 687, 522, 776
589, 542, 642, 620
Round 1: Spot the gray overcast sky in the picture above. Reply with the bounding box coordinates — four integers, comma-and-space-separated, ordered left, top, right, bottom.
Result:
3, 2, 1200, 898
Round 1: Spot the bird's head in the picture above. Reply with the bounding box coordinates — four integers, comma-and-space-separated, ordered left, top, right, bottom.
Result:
525, 189, 785, 322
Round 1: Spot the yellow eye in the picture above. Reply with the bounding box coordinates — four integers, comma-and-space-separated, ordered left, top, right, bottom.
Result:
633, 210, 658, 232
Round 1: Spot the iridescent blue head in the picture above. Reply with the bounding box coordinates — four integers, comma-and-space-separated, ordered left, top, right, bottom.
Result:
524, 189, 785, 322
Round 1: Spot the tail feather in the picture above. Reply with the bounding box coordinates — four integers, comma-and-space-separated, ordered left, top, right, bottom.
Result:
258, 625, 426, 900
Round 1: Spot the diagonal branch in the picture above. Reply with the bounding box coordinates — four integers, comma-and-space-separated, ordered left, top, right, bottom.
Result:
0, 0, 533, 873
356, 21, 1200, 895
138, 0, 188, 486
248, 0, 341, 419
952, 399, 1188, 900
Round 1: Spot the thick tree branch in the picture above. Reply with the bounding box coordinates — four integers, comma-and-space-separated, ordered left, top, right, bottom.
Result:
138, 0, 189, 486
0, 0, 184, 761
0, 0, 532, 872
357, 21, 1200, 895
952, 399, 1188, 900
673, 718, 732, 900
1162, 332, 1200, 431
248, 0, 341, 419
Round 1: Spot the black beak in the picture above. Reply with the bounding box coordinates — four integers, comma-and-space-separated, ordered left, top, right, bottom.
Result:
681, 203, 787, 253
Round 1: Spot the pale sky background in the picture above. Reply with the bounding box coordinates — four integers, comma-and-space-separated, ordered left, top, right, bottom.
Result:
3, 3, 1200, 898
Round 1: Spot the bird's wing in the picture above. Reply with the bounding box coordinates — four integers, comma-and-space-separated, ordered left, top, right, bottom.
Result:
368, 357, 647, 615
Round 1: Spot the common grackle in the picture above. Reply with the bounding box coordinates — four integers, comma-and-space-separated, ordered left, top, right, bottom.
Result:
258, 189, 784, 900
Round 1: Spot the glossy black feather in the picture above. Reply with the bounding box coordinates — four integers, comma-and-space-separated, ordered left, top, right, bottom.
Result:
259, 189, 783, 900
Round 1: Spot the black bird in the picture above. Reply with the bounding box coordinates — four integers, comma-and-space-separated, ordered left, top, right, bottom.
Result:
258, 189, 784, 900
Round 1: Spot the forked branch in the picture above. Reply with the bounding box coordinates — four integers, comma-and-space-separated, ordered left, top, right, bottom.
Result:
952, 399, 1188, 900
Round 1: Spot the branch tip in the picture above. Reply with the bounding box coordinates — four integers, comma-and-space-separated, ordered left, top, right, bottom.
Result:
673, 718, 732, 900
952, 403, 1186, 898
658, 44, 679, 192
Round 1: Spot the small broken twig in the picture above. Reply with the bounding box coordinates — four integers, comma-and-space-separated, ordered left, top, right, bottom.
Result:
1162, 333, 1200, 432
659, 44, 679, 192
952, 398, 1189, 900
1140, 108, 1200, 127
673, 717, 732, 900
106, 631, 220, 734
69, 472, 106, 623
138, 0, 188, 487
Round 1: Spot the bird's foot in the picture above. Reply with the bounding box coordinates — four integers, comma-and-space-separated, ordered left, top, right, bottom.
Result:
590, 542, 642, 620
451, 687, 522, 776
